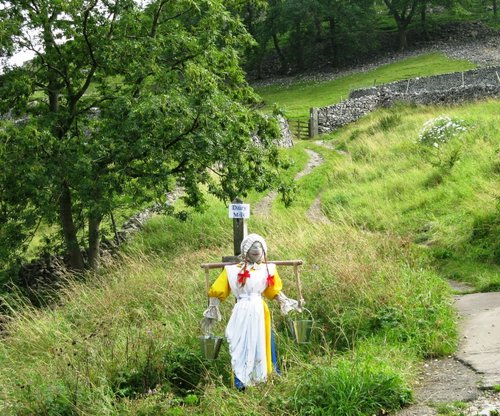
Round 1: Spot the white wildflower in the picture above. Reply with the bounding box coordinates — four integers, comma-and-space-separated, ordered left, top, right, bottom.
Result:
418, 115, 468, 147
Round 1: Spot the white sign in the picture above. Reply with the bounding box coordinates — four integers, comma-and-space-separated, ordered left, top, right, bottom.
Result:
229, 204, 250, 219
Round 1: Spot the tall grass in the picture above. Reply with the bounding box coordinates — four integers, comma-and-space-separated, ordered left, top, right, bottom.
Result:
0, 200, 456, 415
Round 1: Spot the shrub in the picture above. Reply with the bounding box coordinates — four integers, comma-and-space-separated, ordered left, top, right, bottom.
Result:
272, 357, 412, 416
417, 115, 469, 171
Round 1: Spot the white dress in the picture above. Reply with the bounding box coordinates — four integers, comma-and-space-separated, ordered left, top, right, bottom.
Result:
225, 263, 277, 386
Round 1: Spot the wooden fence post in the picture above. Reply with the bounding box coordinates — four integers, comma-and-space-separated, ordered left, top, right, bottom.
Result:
309, 108, 318, 138
232, 197, 247, 256
222, 197, 248, 262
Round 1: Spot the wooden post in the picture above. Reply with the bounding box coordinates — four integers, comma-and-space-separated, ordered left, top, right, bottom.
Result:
204, 267, 210, 306
222, 198, 248, 262
309, 108, 319, 138
232, 197, 247, 256
201, 260, 303, 269
294, 263, 305, 308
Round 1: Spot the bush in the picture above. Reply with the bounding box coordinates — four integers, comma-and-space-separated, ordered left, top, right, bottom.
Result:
417, 115, 469, 171
271, 357, 412, 416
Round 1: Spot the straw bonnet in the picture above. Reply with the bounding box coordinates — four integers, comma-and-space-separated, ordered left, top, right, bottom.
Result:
240, 233, 267, 258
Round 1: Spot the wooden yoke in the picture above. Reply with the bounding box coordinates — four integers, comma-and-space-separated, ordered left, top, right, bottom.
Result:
201, 260, 305, 306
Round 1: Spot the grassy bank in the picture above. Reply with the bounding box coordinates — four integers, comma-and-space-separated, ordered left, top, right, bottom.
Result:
319, 100, 499, 291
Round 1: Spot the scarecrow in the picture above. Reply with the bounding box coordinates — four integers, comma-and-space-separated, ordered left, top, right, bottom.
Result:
201, 233, 301, 389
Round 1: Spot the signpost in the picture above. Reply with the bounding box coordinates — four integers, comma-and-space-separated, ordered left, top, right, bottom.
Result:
228, 203, 250, 219
222, 198, 249, 262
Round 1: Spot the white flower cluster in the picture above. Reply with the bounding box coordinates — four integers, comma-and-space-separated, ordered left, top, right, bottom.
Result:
418, 115, 467, 148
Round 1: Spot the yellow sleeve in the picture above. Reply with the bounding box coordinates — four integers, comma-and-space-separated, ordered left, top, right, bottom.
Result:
208, 268, 231, 301
263, 268, 283, 300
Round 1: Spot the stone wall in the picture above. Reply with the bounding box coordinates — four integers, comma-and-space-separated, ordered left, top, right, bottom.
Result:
276, 115, 294, 148
316, 66, 500, 134
252, 115, 294, 147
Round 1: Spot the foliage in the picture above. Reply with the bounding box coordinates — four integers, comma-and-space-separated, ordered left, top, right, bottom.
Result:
417, 114, 469, 170
236, 0, 378, 74
234, 0, 497, 74
0, 0, 287, 272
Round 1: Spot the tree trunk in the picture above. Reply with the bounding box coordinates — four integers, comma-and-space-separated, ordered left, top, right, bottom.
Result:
257, 62, 262, 80
110, 210, 121, 245
314, 16, 322, 41
328, 17, 339, 66
272, 33, 288, 74
59, 183, 85, 270
292, 22, 304, 71
398, 26, 408, 51
421, 3, 430, 40
88, 213, 102, 271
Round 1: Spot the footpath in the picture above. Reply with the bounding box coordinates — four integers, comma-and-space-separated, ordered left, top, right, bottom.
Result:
397, 285, 500, 416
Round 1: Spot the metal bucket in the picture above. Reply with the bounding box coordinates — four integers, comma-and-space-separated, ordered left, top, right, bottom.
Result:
288, 308, 314, 344
199, 335, 223, 359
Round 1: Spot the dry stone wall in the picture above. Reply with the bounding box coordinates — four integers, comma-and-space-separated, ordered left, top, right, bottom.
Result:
276, 115, 294, 148
316, 66, 500, 134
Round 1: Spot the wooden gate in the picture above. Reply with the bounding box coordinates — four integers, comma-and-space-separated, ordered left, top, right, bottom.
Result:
288, 119, 310, 140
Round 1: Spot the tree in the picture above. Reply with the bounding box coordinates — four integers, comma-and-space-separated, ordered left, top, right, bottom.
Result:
383, 0, 420, 50
0, 0, 282, 272
317, 0, 376, 66
256, 0, 291, 75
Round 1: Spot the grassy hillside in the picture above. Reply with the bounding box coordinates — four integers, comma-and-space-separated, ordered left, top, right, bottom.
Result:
255, 53, 476, 121
2, 96, 498, 414
319, 100, 499, 291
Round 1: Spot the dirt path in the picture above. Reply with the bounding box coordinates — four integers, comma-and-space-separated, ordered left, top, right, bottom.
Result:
306, 197, 330, 224
253, 149, 324, 216
396, 287, 500, 416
